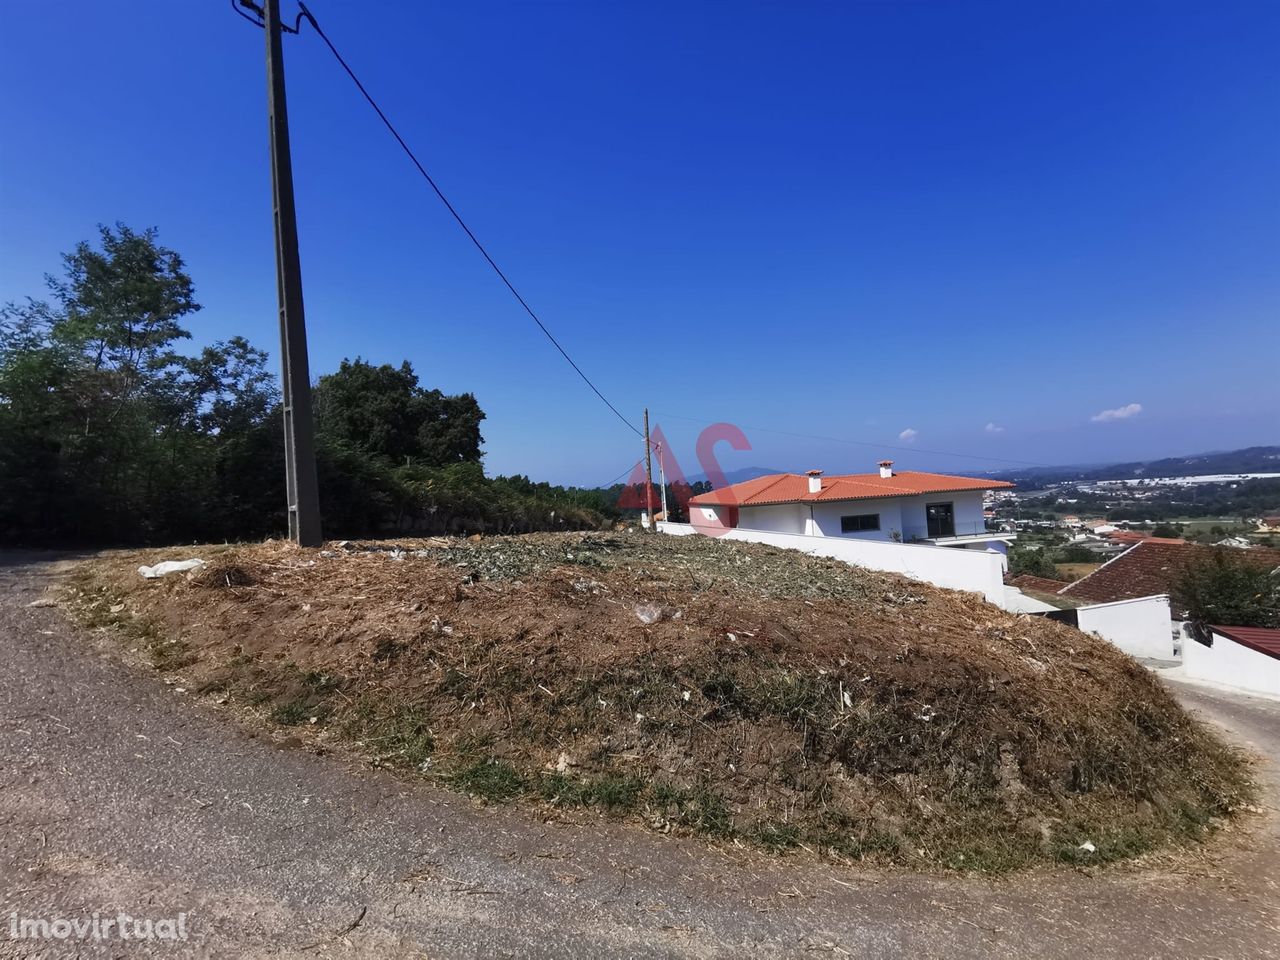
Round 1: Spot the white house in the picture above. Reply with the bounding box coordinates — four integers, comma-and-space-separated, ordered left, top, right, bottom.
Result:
686, 461, 1016, 555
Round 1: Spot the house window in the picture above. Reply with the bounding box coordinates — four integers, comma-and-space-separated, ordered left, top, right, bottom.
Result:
926, 502, 955, 538
840, 513, 880, 533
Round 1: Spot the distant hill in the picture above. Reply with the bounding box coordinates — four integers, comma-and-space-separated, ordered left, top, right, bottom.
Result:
684, 465, 782, 487
998, 446, 1280, 488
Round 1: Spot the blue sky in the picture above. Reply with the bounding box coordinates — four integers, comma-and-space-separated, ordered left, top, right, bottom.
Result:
1, 1, 1277, 486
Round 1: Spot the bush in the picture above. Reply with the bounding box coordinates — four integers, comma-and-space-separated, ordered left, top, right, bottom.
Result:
1175, 551, 1280, 628
1008, 546, 1060, 580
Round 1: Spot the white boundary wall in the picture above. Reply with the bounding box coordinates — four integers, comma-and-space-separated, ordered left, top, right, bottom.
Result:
656, 521, 1006, 604
1183, 630, 1280, 699
1074, 594, 1176, 660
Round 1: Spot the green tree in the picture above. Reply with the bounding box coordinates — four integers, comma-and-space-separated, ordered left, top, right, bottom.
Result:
313, 358, 484, 467
1174, 551, 1280, 628
0, 225, 203, 540
0, 228, 606, 544
1008, 546, 1060, 580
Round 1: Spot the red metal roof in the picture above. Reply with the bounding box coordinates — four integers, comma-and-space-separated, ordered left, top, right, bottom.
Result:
687, 470, 1014, 508
1210, 625, 1280, 662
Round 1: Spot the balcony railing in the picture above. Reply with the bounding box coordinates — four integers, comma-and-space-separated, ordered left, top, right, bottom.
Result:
909, 522, 1015, 542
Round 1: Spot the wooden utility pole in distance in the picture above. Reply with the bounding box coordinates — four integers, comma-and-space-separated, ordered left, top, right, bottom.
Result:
264, 0, 322, 546
643, 408, 655, 532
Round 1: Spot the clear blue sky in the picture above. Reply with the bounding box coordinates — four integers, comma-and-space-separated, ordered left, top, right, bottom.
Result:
2, 1, 1277, 486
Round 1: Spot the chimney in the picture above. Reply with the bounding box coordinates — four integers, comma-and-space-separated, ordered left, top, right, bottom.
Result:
878, 460, 894, 479
806, 469, 823, 494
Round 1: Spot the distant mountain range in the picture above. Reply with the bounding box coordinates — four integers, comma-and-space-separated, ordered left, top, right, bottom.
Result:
621, 447, 1280, 491
683, 466, 782, 487
995, 446, 1280, 488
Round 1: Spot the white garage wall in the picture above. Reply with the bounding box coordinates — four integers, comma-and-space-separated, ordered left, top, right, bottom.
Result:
1074, 594, 1176, 660
1183, 631, 1280, 699
736, 502, 808, 534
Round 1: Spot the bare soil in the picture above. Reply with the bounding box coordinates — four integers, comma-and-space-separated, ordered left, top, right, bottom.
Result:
1056, 562, 1103, 582
66, 531, 1253, 872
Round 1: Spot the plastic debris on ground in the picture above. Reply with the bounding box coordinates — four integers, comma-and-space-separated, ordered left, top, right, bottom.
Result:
138, 559, 206, 579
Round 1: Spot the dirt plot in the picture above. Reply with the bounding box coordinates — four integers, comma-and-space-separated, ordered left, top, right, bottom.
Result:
68, 531, 1253, 871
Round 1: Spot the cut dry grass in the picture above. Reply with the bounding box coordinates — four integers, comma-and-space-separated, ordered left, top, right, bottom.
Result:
63, 531, 1255, 872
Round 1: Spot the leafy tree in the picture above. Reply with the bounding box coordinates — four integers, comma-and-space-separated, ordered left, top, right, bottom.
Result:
313, 358, 484, 467
1007, 546, 1060, 580
1174, 551, 1280, 629
1055, 543, 1099, 564
0, 225, 202, 540
0, 227, 608, 544
1151, 523, 1182, 538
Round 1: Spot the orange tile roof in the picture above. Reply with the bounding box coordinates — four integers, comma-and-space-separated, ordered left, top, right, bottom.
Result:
688, 471, 1014, 507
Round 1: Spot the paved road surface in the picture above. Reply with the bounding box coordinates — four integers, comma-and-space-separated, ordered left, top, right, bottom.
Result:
2, 552, 1277, 958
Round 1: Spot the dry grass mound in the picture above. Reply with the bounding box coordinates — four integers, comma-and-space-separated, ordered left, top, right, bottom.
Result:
67, 532, 1253, 871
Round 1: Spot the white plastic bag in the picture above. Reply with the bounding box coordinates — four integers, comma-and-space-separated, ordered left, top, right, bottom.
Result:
138, 558, 206, 579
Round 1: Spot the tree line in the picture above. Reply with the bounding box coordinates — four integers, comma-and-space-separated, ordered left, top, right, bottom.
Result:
0, 225, 666, 545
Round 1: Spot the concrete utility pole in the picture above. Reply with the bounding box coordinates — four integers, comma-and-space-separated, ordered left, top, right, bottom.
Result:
656, 440, 669, 520
264, 0, 323, 546
643, 408, 655, 531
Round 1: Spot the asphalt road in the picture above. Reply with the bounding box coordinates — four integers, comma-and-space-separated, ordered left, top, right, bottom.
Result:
2, 551, 1278, 959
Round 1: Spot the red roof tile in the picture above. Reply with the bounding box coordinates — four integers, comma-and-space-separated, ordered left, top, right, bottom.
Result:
1060, 541, 1280, 607
688, 471, 1013, 507
1210, 625, 1280, 662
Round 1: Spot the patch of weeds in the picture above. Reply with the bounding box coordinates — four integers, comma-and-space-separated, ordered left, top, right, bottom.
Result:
649, 783, 734, 837
752, 671, 833, 724
377, 710, 435, 766
1054, 826, 1161, 866
943, 841, 1033, 873
452, 731, 496, 760
816, 813, 903, 861
339, 698, 435, 766
700, 674, 749, 716
690, 788, 733, 837
650, 782, 686, 810
302, 671, 340, 693
449, 759, 526, 802
270, 699, 311, 726
753, 822, 802, 850
1174, 801, 1213, 838
537, 772, 646, 812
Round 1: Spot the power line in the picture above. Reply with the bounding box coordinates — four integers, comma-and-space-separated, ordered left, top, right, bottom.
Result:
598, 459, 644, 490
285, 2, 643, 439
653, 412, 1054, 469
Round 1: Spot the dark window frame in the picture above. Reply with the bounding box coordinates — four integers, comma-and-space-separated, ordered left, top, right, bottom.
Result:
926, 501, 956, 538
840, 513, 881, 533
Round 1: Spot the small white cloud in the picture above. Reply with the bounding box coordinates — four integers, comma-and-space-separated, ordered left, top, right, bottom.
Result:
984, 422, 1005, 434
1091, 402, 1143, 423
898, 428, 918, 442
